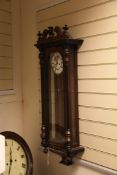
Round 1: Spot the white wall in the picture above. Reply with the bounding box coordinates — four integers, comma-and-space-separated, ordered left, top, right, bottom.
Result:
20, 0, 117, 175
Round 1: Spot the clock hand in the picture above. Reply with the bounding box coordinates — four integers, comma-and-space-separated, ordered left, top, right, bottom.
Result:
8, 164, 11, 175
10, 147, 12, 163
8, 148, 12, 175
54, 57, 58, 65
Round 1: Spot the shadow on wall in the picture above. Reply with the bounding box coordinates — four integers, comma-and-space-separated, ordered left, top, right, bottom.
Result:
38, 151, 112, 175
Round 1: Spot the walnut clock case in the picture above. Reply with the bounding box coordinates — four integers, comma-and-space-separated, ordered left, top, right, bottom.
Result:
1, 131, 33, 175
35, 25, 84, 165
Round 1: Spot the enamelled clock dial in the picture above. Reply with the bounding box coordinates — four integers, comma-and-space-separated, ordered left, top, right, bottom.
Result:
51, 52, 63, 74
0, 131, 33, 175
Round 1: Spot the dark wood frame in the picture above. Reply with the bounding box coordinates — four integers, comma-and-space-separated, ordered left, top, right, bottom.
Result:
35, 25, 84, 165
1, 131, 33, 175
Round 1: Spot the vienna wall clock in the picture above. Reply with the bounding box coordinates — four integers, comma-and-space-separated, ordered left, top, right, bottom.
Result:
35, 25, 84, 165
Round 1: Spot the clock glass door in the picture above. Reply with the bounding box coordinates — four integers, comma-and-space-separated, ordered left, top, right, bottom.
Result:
49, 52, 65, 144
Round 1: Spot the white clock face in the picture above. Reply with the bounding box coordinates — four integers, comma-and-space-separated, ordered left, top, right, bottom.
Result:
51, 52, 63, 74
3, 139, 27, 175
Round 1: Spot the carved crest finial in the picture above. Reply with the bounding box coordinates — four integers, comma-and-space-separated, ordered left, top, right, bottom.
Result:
54, 26, 62, 38
62, 25, 72, 38
38, 31, 43, 40
37, 25, 71, 41
48, 26, 54, 38
42, 29, 48, 39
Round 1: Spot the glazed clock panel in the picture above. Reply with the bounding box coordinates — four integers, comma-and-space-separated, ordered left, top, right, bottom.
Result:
49, 50, 65, 143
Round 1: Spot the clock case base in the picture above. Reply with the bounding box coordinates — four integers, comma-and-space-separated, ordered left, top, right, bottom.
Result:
49, 145, 84, 166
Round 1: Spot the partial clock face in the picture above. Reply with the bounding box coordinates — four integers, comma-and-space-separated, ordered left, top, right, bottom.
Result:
50, 52, 63, 74
3, 139, 27, 175
1, 131, 33, 175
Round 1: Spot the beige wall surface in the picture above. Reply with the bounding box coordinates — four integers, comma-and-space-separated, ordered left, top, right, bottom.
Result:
0, 1, 24, 175
0, 0, 14, 90
0, 0, 23, 135
20, 0, 117, 175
